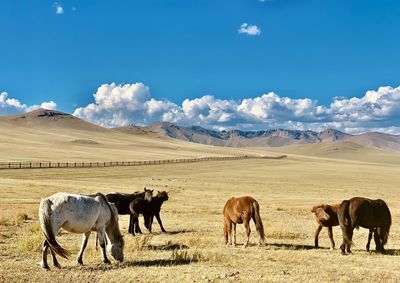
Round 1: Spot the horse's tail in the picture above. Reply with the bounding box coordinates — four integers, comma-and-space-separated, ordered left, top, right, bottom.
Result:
39, 198, 70, 259
378, 199, 391, 246
338, 200, 353, 247
252, 201, 265, 242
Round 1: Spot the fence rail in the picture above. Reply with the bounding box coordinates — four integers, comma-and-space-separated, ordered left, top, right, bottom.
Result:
0, 155, 286, 170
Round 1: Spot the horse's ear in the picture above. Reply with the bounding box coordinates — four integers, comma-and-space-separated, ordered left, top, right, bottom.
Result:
144, 187, 147, 191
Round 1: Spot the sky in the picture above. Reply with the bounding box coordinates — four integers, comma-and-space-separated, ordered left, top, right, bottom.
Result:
1, 0, 400, 134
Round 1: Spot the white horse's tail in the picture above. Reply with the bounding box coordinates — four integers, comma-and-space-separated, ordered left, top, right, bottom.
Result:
39, 198, 71, 259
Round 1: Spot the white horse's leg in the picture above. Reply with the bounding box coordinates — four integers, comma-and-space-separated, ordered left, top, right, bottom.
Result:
50, 248, 61, 268
41, 240, 50, 269
77, 231, 91, 265
97, 230, 111, 264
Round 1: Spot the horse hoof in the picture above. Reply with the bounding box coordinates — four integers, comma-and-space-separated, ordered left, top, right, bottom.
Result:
330, 247, 334, 251
103, 260, 111, 265
41, 263, 50, 270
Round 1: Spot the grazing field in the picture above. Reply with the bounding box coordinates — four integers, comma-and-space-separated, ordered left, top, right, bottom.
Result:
1, 154, 400, 282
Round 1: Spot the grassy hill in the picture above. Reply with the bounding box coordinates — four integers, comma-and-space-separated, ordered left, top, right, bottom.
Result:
1, 109, 400, 166
0, 109, 267, 162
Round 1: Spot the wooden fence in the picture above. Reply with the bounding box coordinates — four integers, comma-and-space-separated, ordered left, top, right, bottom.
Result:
0, 155, 286, 170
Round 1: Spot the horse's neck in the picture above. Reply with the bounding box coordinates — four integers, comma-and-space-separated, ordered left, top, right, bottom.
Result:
330, 204, 341, 213
151, 197, 165, 209
105, 215, 121, 244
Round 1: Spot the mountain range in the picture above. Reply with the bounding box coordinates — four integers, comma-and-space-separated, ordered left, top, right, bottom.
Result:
115, 121, 400, 152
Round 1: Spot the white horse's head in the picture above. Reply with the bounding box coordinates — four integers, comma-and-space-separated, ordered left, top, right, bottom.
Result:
106, 203, 124, 262
107, 239, 124, 262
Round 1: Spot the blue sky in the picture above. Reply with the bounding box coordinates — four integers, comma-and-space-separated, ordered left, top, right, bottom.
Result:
1, 0, 400, 133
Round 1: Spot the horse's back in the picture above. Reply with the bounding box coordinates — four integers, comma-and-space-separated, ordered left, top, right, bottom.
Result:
223, 196, 258, 223
43, 193, 104, 233
348, 197, 391, 228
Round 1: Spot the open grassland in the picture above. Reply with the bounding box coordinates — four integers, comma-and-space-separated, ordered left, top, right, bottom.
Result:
1, 154, 400, 282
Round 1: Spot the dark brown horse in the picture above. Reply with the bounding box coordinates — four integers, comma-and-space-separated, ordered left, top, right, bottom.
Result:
129, 191, 169, 236
223, 196, 265, 247
338, 197, 391, 254
106, 188, 153, 234
311, 203, 340, 250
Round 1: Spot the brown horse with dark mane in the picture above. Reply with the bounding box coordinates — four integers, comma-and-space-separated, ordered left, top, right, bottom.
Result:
106, 188, 153, 234
338, 197, 391, 254
223, 196, 265, 247
311, 203, 340, 250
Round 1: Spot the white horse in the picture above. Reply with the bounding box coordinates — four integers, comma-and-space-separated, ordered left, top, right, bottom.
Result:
39, 192, 124, 269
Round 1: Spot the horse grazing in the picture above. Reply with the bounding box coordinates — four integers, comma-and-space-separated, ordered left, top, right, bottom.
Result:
338, 197, 391, 254
38, 192, 124, 269
311, 203, 340, 250
106, 188, 153, 234
129, 191, 169, 235
223, 196, 265, 248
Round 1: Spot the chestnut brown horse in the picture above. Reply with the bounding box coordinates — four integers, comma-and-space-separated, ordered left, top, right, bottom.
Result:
311, 203, 340, 250
223, 196, 265, 247
338, 197, 391, 254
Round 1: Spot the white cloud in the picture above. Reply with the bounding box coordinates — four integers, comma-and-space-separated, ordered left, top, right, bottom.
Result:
73, 83, 182, 128
238, 23, 261, 36
53, 2, 64, 14
0, 92, 57, 115
72, 83, 400, 134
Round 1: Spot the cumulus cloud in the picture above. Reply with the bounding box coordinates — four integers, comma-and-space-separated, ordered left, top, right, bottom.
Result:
238, 23, 261, 36
73, 83, 182, 128
72, 83, 400, 134
0, 92, 57, 115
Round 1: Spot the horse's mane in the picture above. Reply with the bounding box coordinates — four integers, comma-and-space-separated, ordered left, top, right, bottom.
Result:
92, 193, 124, 244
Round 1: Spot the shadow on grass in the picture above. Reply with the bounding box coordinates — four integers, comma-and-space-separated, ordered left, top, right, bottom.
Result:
164, 229, 196, 235
62, 256, 197, 271
266, 242, 328, 250
226, 242, 324, 250
123, 258, 196, 267
377, 249, 400, 256
147, 242, 189, 251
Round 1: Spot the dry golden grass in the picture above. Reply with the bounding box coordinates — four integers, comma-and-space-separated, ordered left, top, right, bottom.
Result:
1, 152, 400, 282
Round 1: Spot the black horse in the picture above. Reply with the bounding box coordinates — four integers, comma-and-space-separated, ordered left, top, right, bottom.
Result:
106, 188, 153, 234
129, 191, 169, 235
338, 197, 391, 254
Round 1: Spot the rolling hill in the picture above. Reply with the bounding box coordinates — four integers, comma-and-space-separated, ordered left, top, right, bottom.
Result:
0, 109, 264, 162
1, 109, 400, 165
